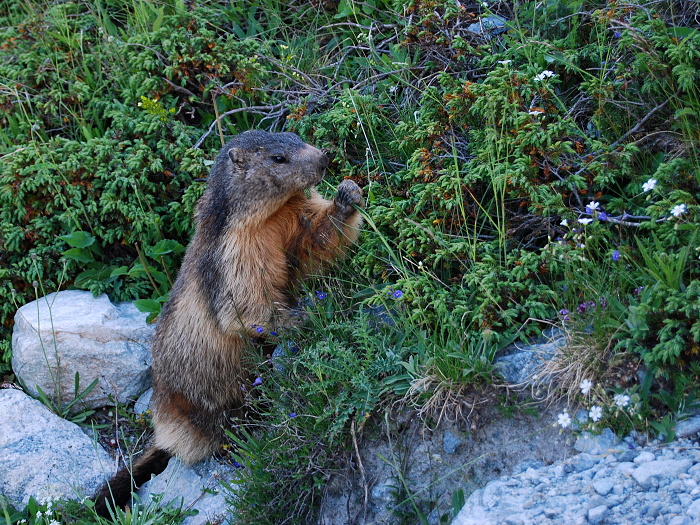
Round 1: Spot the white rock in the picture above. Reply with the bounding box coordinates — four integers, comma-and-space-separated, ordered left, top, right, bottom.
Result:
12, 291, 154, 409
633, 451, 656, 463
138, 457, 237, 525
573, 428, 619, 454
632, 459, 694, 490
0, 388, 114, 507
587, 505, 608, 524
676, 416, 700, 438
688, 498, 700, 519
592, 479, 614, 496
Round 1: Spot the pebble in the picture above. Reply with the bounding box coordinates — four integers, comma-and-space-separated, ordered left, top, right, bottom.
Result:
452, 432, 700, 525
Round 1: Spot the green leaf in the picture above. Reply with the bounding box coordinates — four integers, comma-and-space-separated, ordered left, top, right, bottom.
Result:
62, 247, 95, 264
150, 239, 185, 256
133, 299, 162, 314
59, 231, 95, 248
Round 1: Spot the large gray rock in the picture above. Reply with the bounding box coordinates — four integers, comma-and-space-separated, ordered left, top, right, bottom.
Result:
495, 332, 565, 386
0, 388, 114, 507
12, 290, 154, 409
138, 457, 237, 525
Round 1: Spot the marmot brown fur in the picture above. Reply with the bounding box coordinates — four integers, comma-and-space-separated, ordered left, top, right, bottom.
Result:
94, 130, 363, 516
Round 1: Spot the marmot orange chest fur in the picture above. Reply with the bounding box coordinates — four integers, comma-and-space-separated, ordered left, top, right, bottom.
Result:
95, 130, 363, 515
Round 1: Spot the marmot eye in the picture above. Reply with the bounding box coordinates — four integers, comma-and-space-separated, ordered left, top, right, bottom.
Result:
270, 155, 287, 164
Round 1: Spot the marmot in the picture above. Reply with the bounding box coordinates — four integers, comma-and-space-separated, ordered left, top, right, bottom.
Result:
95, 130, 363, 515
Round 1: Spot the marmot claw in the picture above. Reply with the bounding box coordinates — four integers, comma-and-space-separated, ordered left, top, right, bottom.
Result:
334, 179, 363, 216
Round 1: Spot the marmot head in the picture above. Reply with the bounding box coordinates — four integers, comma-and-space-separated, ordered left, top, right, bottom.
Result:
221, 130, 328, 193
198, 131, 328, 232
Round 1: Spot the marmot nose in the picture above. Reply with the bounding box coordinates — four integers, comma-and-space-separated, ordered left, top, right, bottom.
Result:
319, 150, 330, 169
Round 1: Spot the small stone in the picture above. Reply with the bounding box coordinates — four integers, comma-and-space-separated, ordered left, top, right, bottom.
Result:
552, 464, 566, 477
688, 498, 700, 519
633, 451, 656, 463
133, 387, 153, 415
572, 453, 596, 472
574, 428, 618, 454
616, 462, 635, 476
443, 430, 462, 454
592, 479, 614, 496
587, 505, 608, 524
512, 460, 544, 475
676, 415, 700, 438
679, 494, 693, 507
617, 449, 637, 462
668, 517, 690, 525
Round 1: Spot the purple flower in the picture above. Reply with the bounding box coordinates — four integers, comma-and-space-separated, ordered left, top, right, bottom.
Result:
316, 291, 327, 300
252, 377, 263, 387
233, 461, 244, 468
598, 211, 608, 221
612, 250, 620, 261
633, 286, 645, 295
256, 326, 264, 334
614, 31, 621, 38
393, 290, 403, 299
289, 412, 297, 418
558, 309, 570, 321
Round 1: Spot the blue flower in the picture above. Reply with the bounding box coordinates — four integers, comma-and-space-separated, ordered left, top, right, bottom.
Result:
393, 290, 403, 299
612, 250, 620, 261
256, 326, 264, 334
316, 291, 327, 300
598, 211, 608, 221
289, 412, 297, 418
252, 377, 263, 387
233, 461, 244, 468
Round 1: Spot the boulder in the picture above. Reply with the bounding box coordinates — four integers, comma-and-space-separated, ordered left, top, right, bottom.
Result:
12, 290, 154, 409
0, 388, 114, 507
495, 335, 565, 386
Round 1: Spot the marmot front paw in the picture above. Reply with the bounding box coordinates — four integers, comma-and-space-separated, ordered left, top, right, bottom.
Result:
334, 179, 363, 218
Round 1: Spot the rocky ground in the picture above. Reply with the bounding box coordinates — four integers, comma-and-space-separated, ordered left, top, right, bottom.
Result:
453, 430, 700, 525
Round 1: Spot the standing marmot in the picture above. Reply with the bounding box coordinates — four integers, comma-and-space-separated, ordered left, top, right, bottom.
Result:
95, 130, 363, 515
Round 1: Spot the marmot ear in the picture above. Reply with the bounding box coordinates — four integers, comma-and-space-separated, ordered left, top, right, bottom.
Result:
228, 148, 246, 166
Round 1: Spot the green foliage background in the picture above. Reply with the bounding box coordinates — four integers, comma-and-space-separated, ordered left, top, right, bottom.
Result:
1, 0, 700, 521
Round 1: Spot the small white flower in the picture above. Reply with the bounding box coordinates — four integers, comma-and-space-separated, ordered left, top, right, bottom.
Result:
498, 60, 512, 65
671, 204, 687, 217
49, 520, 61, 525
534, 70, 555, 82
557, 411, 572, 428
578, 218, 594, 225
560, 218, 568, 227
35, 512, 43, 519
589, 406, 603, 422
418, 261, 424, 270
642, 178, 657, 192
580, 379, 593, 395
587, 201, 600, 212
528, 108, 545, 115
614, 394, 630, 407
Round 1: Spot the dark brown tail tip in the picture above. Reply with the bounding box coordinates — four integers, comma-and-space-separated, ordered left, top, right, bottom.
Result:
93, 447, 172, 518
